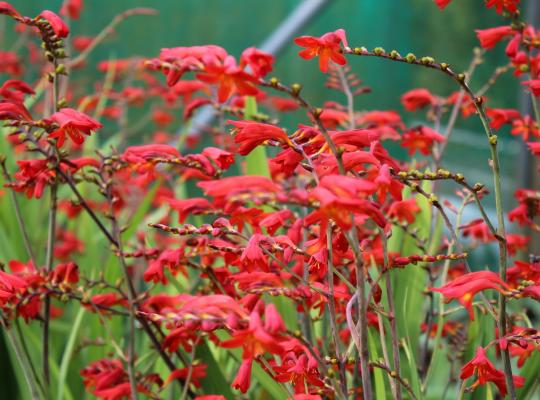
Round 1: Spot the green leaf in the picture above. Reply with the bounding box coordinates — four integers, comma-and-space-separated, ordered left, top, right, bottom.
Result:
196, 342, 236, 399
56, 308, 85, 400
517, 351, 540, 399
368, 329, 387, 399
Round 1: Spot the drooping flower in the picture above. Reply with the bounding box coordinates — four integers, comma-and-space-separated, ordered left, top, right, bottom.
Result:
485, 0, 521, 14
0, 79, 35, 103
37, 10, 70, 38
168, 198, 212, 224
0, 2, 21, 18
0, 99, 32, 120
229, 119, 292, 155
46, 108, 102, 147
460, 347, 524, 396
475, 26, 514, 49
294, 29, 348, 73
431, 271, 509, 319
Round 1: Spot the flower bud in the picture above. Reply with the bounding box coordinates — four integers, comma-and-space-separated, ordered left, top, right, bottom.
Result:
405, 53, 416, 63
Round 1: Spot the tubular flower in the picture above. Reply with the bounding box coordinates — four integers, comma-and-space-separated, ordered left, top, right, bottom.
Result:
401, 126, 445, 156
522, 79, 540, 97
486, 108, 521, 129
229, 119, 292, 155
37, 10, 70, 38
431, 271, 509, 320
460, 347, 524, 396
401, 88, 436, 111
0, 2, 21, 18
310, 175, 386, 230
511, 116, 540, 140
475, 26, 514, 49
387, 198, 421, 224
485, 0, 521, 14
221, 309, 286, 393
168, 197, 212, 223
294, 29, 348, 73
196, 55, 259, 103
0, 99, 32, 120
46, 108, 102, 147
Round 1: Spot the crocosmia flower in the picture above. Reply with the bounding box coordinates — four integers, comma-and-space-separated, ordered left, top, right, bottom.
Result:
294, 29, 348, 73
46, 108, 102, 147
460, 347, 524, 396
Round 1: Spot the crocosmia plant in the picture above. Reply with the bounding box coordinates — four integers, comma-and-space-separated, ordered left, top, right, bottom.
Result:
0, 0, 539, 399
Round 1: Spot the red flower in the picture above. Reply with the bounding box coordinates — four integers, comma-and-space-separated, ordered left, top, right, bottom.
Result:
528, 141, 540, 157
460, 219, 496, 243
202, 147, 235, 170
229, 120, 292, 155
486, 108, 521, 129
0, 2, 21, 18
433, 0, 452, 10
9, 159, 55, 199
460, 347, 524, 396
401, 88, 436, 112
274, 352, 324, 393
221, 309, 285, 359
485, 0, 521, 14
231, 359, 252, 393
240, 47, 274, 78
522, 79, 540, 97
387, 198, 420, 224
54, 230, 84, 260
164, 365, 207, 387
265, 96, 299, 112
294, 29, 348, 73
49, 262, 79, 288
310, 175, 386, 230
511, 116, 540, 140
401, 126, 445, 156
168, 198, 212, 224
37, 10, 70, 38
46, 108, 102, 147
198, 175, 279, 204
506, 233, 529, 256
196, 55, 259, 103
475, 26, 514, 49
0, 99, 32, 120
0, 79, 35, 103
432, 271, 509, 319
60, 0, 84, 19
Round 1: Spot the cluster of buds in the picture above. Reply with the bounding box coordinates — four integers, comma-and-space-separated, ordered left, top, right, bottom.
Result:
392, 252, 468, 268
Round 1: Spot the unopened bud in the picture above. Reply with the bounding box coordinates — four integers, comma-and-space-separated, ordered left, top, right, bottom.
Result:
291, 83, 302, 96
405, 53, 416, 63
